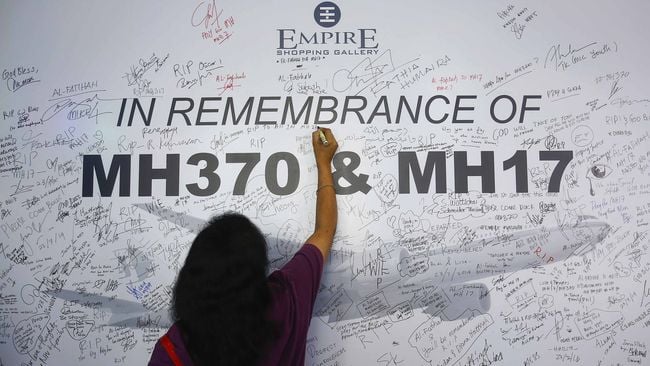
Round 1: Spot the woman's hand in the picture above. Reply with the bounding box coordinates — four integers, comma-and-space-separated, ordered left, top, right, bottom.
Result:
312, 128, 338, 169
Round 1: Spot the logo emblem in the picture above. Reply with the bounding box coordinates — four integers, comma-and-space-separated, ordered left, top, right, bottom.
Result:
314, 2, 341, 28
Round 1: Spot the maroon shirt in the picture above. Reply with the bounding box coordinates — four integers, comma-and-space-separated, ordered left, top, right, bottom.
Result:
148, 243, 324, 366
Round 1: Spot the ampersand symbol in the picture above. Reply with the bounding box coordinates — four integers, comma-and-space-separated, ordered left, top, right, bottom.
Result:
332, 151, 371, 195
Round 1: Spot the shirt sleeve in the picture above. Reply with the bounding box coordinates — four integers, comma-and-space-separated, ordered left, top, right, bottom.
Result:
148, 325, 194, 366
278, 243, 324, 310
148, 340, 172, 366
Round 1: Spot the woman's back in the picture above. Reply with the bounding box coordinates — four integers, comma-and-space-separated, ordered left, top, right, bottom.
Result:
148, 242, 323, 366
149, 128, 339, 365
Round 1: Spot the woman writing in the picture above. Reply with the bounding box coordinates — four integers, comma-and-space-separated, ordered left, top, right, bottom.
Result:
149, 128, 339, 365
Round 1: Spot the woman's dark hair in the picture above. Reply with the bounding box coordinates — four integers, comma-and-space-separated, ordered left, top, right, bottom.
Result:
172, 212, 274, 365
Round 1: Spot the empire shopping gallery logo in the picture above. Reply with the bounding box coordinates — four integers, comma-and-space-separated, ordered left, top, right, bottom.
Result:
314, 1, 341, 27
276, 1, 381, 57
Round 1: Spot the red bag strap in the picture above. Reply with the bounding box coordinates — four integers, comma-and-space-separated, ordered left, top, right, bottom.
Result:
161, 334, 184, 366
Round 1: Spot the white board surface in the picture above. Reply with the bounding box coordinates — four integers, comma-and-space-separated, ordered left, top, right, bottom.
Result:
1, 1, 650, 365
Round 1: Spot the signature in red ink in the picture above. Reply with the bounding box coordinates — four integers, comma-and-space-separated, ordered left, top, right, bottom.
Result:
217, 79, 238, 95
191, 0, 223, 29
216, 73, 245, 95
209, 29, 233, 44
191, 0, 235, 44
